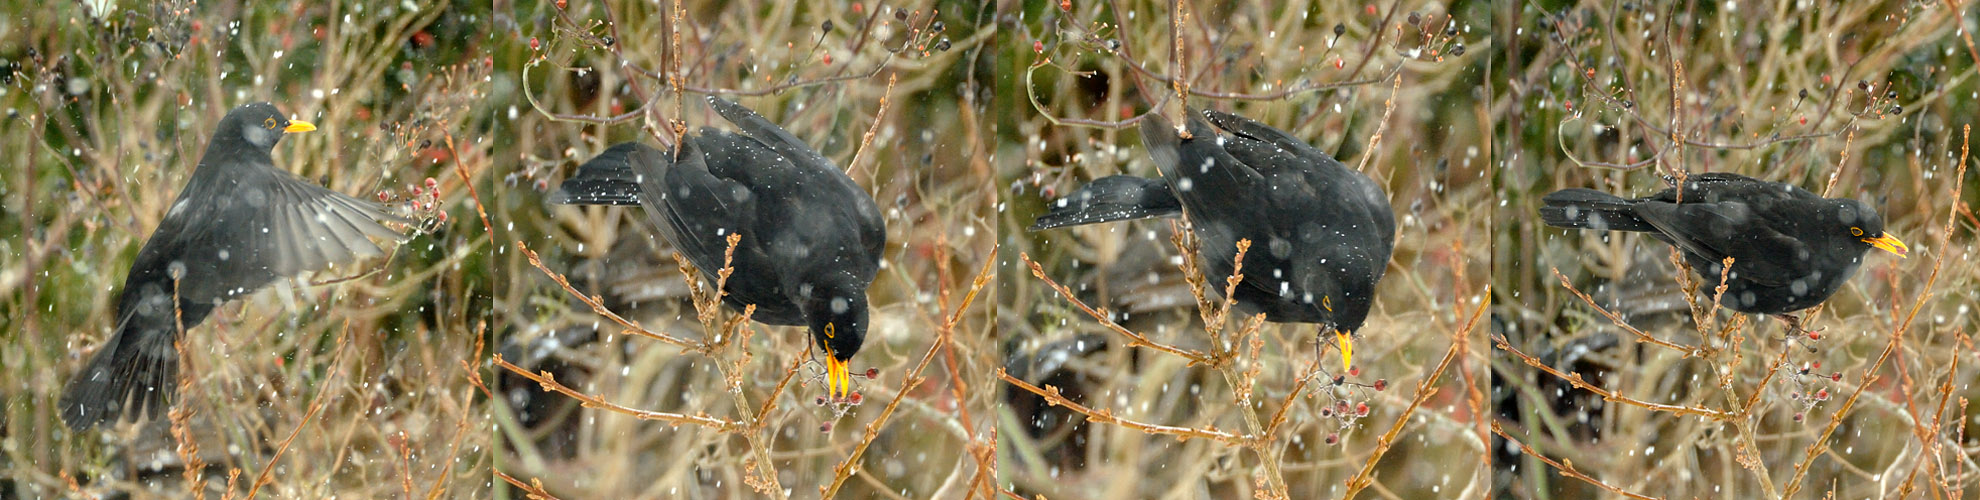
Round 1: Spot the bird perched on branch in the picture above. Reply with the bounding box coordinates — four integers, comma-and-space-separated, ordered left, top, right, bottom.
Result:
61, 102, 408, 430
1032, 108, 1396, 372
1540, 172, 1907, 324
550, 96, 885, 401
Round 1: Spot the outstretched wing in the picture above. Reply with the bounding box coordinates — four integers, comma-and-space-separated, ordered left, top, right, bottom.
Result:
139, 165, 407, 308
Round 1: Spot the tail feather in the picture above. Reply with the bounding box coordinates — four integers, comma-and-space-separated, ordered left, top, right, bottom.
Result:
59, 325, 180, 430
549, 143, 662, 206
1030, 175, 1183, 230
1539, 188, 1656, 232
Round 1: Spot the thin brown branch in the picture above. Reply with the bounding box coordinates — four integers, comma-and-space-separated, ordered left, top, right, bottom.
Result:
517, 240, 701, 349
1493, 421, 1663, 499
821, 246, 998, 498
998, 368, 1248, 443
1551, 267, 1703, 357
245, 322, 357, 500
1343, 285, 1490, 499
1781, 124, 1970, 498
847, 72, 898, 177
1493, 334, 1733, 420
1019, 252, 1213, 365
492, 354, 744, 431
495, 471, 565, 500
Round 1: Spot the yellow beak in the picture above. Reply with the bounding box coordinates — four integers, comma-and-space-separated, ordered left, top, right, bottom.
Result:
284, 120, 317, 133
1336, 330, 1354, 372
826, 356, 851, 400
1863, 233, 1908, 258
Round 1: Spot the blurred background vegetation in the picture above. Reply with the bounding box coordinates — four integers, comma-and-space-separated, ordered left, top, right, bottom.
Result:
491, 1, 998, 498
1496, 0, 1980, 497
995, 0, 1490, 498
1, 0, 496, 497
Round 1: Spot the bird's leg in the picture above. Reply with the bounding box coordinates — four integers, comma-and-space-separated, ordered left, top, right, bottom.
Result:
1309, 327, 1333, 381
1772, 313, 1824, 340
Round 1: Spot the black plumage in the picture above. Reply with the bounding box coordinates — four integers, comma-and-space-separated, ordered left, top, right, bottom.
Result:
1032, 108, 1397, 370
61, 102, 407, 430
551, 96, 886, 399
1540, 172, 1908, 315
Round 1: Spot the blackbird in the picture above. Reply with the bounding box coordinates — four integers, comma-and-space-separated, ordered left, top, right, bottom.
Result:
1539, 173, 1908, 318
551, 96, 886, 399
61, 103, 408, 430
1032, 109, 1396, 371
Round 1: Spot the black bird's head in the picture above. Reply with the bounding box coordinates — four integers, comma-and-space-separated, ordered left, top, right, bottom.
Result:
804, 287, 868, 399
215, 102, 315, 152
1833, 199, 1908, 259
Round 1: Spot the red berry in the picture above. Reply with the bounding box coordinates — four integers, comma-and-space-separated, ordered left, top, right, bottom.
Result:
1059, 0, 1071, 11
1325, 433, 1340, 444
865, 368, 880, 379
849, 393, 864, 405
1373, 379, 1388, 391
820, 422, 834, 432
1349, 366, 1360, 377
815, 396, 828, 406
1034, 41, 1044, 53
529, 37, 540, 51
425, 177, 438, 189
1807, 332, 1821, 340
1355, 403, 1369, 416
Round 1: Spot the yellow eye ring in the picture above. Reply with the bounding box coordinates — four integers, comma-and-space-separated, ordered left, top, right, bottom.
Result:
1849, 227, 1864, 237
824, 323, 836, 339
263, 117, 277, 128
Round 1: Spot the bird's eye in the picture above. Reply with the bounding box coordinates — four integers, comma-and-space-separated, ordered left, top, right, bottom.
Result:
263, 117, 277, 129
824, 323, 836, 339
1849, 227, 1864, 237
